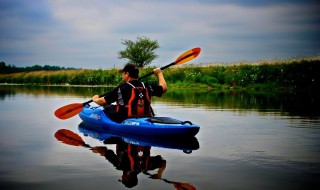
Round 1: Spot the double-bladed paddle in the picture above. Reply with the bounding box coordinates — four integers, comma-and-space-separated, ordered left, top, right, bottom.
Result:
54, 47, 201, 120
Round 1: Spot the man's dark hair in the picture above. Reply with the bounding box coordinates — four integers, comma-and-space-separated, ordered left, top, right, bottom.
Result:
120, 64, 139, 78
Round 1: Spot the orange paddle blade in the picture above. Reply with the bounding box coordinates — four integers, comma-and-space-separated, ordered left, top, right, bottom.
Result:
174, 47, 201, 65
54, 103, 84, 120
55, 129, 85, 146
173, 182, 197, 190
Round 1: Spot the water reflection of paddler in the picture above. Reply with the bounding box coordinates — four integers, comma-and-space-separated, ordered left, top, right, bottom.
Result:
55, 129, 197, 189
93, 136, 197, 189
56, 129, 198, 189
91, 139, 166, 188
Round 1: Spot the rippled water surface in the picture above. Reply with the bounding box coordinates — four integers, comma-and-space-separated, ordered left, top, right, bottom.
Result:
0, 85, 319, 190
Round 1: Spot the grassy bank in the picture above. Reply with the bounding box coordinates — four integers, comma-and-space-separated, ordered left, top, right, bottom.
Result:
1, 59, 319, 92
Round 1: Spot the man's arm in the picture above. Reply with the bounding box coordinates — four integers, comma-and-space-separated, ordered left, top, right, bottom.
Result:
153, 68, 167, 93
92, 95, 107, 105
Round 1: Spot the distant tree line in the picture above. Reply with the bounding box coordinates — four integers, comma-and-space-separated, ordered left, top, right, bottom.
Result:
0, 62, 78, 74
1, 60, 319, 93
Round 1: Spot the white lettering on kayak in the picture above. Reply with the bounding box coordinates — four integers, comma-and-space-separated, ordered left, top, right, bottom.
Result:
90, 113, 101, 120
123, 121, 140, 126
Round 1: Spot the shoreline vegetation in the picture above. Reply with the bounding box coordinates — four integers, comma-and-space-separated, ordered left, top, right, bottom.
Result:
1, 58, 319, 93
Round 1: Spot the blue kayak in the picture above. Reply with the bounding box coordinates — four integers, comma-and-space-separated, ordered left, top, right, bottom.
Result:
79, 105, 200, 137
78, 122, 200, 152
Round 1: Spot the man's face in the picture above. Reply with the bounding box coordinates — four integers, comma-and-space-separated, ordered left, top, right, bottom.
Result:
122, 72, 129, 82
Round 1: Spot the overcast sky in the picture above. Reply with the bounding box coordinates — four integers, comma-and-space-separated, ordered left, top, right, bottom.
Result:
1, 0, 319, 69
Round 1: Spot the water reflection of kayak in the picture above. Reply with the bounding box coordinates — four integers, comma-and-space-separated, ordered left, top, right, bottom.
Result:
79, 105, 200, 138
78, 122, 200, 152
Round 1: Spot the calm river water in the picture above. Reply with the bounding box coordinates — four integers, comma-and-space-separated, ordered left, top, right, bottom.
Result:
0, 85, 319, 190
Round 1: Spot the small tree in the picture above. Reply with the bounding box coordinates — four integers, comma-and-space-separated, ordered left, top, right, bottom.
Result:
118, 36, 160, 67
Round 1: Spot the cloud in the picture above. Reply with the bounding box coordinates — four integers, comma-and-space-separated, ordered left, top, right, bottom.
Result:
0, 0, 319, 69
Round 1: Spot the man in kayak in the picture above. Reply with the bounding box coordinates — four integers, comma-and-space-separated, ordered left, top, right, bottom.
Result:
92, 63, 167, 122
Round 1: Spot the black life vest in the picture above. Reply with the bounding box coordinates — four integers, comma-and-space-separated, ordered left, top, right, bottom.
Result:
119, 82, 151, 118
